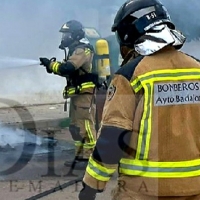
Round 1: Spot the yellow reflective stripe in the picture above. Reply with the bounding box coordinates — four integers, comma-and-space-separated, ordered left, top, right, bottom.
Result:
131, 78, 143, 93
85, 120, 95, 143
121, 158, 200, 167
145, 84, 153, 160
131, 69, 200, 92
66, 82, 95, 95
81, 82, 95, 89
136, 69, 200, 84
136, 83, 153, 160
81, 82, 94, 86
66, 86, 80, 95
138, 68, 200, 77
131, 68, 200, 160
82, 85, 95, 89
74, 141, 82, 147
52, 62, 60, 73
86, 156, 115, 181
75, 141, 95, 149
83, 143, 95, 148
68, 88, 75, 92
119, 158, 200, 178
68, 89, 76, 95
84, 48, 91, 56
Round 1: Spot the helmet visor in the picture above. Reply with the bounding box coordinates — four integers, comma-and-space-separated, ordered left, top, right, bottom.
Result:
61, 32, 72, 41
59, 32, 74, 48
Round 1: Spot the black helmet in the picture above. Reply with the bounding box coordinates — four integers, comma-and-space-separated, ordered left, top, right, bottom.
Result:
111, 0, 175, 47
59, 20, 85, 48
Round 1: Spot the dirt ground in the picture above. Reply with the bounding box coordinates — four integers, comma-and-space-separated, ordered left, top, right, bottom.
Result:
0, 130, 117, 200
0, 104, 117, 200
0, 178, 117, 200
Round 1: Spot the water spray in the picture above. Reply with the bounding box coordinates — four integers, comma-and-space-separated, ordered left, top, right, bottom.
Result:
0, 56, 40, 69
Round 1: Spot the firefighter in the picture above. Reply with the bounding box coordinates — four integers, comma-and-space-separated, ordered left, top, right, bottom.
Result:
79, 0, 200, 199
39, 20, 98, 167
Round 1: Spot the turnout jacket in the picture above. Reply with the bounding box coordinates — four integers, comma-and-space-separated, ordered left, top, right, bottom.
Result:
50, 43, 96, 95
83, 46, 200, 196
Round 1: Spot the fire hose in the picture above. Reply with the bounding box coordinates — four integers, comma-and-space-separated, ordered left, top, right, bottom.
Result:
25, 176, 83, 200
25, 152, 84, 200
25, 129, 86, 200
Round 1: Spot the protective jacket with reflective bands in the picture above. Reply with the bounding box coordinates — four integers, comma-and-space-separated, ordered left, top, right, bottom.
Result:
83, 46, 200, 196
49, 43, 98, 98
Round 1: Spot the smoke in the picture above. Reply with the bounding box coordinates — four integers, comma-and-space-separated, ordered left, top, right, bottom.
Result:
0, 0, 118, 106
0, 0, 199, 106
160, 0, 200, 58
0, 0, 199, 58
0, 0, 69, 105
161, 0, 200, 41
0, 0, 112, 59
0, 125, 42, 148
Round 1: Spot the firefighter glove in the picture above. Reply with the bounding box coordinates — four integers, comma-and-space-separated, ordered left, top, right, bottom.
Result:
39, 57, 52, 73
78, 182, 97, 200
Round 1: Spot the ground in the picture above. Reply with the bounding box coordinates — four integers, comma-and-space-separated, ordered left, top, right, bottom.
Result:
0, 178, 117, 200
0, 103, 117, 200
0, 129, 117, 200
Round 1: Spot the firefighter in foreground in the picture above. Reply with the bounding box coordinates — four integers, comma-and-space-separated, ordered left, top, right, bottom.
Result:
39, 20, 97, 167
78, 0, 200, 199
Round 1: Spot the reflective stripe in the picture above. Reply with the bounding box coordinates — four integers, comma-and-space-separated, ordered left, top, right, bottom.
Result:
83, 143, 95, 148
85, 120, 95, 144
67, 87, 80, 95
74, 141, 82, 147
131, 69, 200, 90
132, 69, 200, 160
66, 82, 95, 95
75, 141, 95, 149
86, 156, 116, 181
74, 121, 95, 149
128, 68, 200, 178
119, 158, 200, 178
85, 48, 91, 56
52, 62, 60, 73
81, 82, 95, 89
135, 83, 152, 160
74, 141, 95, 148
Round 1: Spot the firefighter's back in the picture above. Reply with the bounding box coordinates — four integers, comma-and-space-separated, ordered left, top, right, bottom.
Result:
119, 46, 200, 197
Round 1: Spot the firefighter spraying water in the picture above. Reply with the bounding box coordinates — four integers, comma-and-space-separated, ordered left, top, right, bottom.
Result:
39, 20, 111, 171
